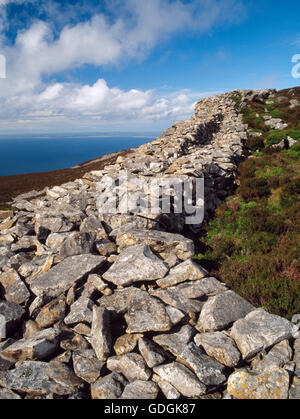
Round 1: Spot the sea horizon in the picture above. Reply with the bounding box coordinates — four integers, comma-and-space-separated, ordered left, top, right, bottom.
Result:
0, 133, 157, 177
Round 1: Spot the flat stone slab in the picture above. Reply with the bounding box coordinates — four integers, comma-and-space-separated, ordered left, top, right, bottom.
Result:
0, 270, 30, 305
197, 290, 255, 332
175, 277, 227, 298
149, 287, 204, 314
177, 342, 227, 387
102, 244, 169, 287
1, 328, 61, 361
230, 309, 300, 360
227, 367, 290, 399
107, 353, 151, 382
115, 229, 195, 261
125, 289, 172, 333
1, 361, 83, 396
153, 325, 195, 357
138, 337, 167, 368
153, 362, 206, 397
30, 255, 106, 298
194, 331, 241, 367
156, 259, 207, 288
91, 372, 127, 399
121, 380, 159, 399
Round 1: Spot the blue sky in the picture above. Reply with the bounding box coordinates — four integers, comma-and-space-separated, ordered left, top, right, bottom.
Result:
0, 0, 300, 134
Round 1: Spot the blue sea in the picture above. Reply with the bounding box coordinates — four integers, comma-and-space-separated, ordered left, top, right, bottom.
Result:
0, 134, 155, 176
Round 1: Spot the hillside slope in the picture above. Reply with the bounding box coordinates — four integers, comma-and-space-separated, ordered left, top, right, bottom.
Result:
195, 87, 300, 319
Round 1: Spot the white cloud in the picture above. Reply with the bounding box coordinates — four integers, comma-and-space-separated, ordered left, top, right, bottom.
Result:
0, 0, 244, 132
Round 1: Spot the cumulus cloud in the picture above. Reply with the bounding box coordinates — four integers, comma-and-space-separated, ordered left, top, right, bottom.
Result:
0, 0, 245, 132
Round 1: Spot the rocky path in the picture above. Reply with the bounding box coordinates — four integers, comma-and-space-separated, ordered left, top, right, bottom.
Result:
0, 89, 299, 399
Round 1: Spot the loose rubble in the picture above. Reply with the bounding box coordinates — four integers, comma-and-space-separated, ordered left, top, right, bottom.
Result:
0, 89, 299, 399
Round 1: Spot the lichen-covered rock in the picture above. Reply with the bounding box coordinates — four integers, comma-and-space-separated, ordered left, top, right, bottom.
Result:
2, 361, 83, 396
138, 337, 167, 368
113, 333, 143, 356
230, 309, 300, 360
197, 290, 255, 332
64, 296, 94, 325
0, 270, 30, 305
177, 342, 227, 387
115, 229, 195, 261
153, 325, 195, 357
90, 306, 112, 361
156, 259, 207, 289
30, 254, 106, 298
152, 374, 181, 399
0, 328, 61, 361
72, 349, 104, 383
102, 244, 169, 287
91, 372, 127, 399
125, 289, 172, 333
107, 353, 151, 382
153, 362, 206, 398
121, 380, 159, 399
227, 367, 290, 399
149, 287, 203, 314
35, 298, 66, 328
251, 340, 292, 373
194, 331, 241, 367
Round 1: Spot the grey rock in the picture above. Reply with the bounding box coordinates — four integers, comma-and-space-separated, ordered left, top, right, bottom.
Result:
156, 259, 207, 288
30, 254, 106, 298
153, 362, 206, 397
121, 380, 159, 399
1, 328, 62, 361
289, 377, 300, 399
0, 270, 30, 305
107, 353, 151, 382
115, 229, 195, 261
149, 287, 203, 314
152, 374, 181, 399
2, 361, 83, 396
102, 244, 169, 287
59, 232, 94, 257
177, 342, 227, 387
35, 215, 73, 234
231, 309, 300, 360
91, 372, 127, 399
175, 277, 227, 298
138, 337, 167, 368
125, 289, 172, 333
64, 296, 94, 325
90, 306, 112, 361
165, 305, 186, 327
194, 331, 241, 367
113, 333, 143, 356
227, 367, 290, 399
0, 300, 24, 338
95, 239, 117, 257
72, 349, 104, 384
197, 290, 255, 332
45, 233, 70, 253
251, 340, 293, 372
98, 287, 142, 314
35, 298, 66, 328
153, 325, 195, 357
0, 388, 22, 399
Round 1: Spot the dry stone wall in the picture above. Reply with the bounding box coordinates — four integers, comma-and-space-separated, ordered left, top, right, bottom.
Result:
0, 89, 299, 399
